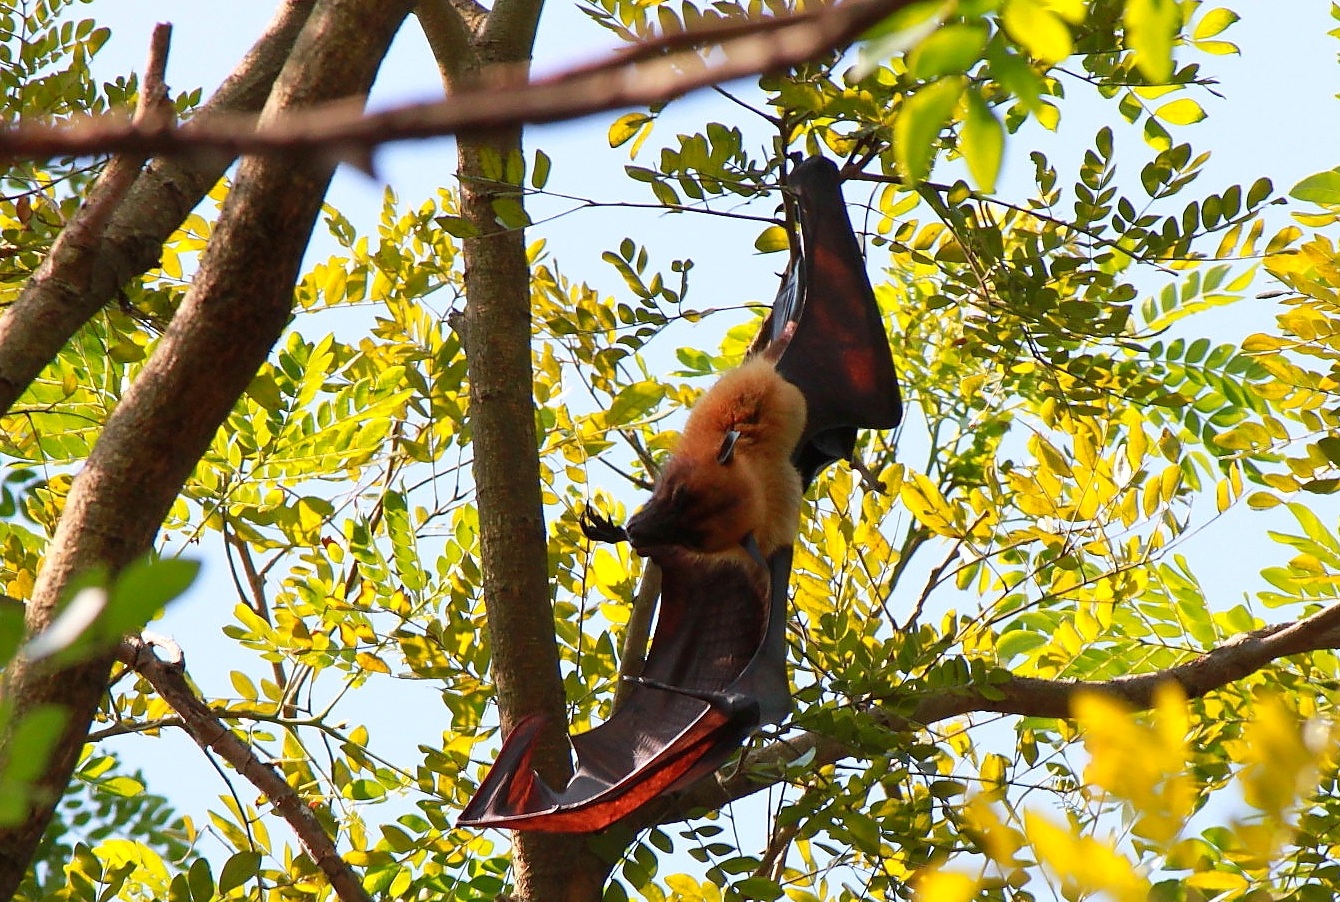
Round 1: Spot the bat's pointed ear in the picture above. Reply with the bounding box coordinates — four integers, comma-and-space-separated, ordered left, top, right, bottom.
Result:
717, 429, 741, 464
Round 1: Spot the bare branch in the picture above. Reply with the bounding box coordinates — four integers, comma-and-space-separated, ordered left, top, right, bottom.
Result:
118, 634, 371, 902
654, 600, 1340, 824
0, 0, 919, 163
612, 562, 661, 710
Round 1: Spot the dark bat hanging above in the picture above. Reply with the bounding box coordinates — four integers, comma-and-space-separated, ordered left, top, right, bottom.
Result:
458, 155, 901, 833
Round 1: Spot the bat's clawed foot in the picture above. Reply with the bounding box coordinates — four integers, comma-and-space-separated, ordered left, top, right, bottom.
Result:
580, 507, 629, 544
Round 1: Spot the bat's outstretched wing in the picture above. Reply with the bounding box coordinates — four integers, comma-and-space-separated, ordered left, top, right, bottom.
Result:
757, 155, 903, 487
457, 547, 790, 832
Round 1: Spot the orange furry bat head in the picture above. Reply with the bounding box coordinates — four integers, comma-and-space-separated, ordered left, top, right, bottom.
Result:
626, 331, 806, 558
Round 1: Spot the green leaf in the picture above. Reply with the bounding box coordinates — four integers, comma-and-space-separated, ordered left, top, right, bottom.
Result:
1291, 169, 1340, 206
4, 705, 68, 784
606, 381, 666, 426
490, 196, 531, 230
997, 630, 1045, 661
435, 214, 479, 239
733, 877, 784, 899
531, 149, 551, 189
754, 225, 790, 254
0, 596, 23, 669
218, 851, 261, 894
187, 858, 214, 902
1124, 0, 1180, 82
962, 90, 1004, 192
910, 22, 988, 78
104, 557, 201, 637
894, 76, 964, 184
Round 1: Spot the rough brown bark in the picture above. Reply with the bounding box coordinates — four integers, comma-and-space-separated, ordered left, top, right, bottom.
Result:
0, 1, 411, 896
457, 131, 607, 902
417, 2, 612, 897
0, 0, 316, 417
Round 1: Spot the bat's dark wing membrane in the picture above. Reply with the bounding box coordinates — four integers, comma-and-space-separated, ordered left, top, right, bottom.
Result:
760, 155, 903, 487
457, 548, 790, 832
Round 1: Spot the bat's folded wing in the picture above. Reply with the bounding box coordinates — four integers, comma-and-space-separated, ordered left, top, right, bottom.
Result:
761, 155, 903, 487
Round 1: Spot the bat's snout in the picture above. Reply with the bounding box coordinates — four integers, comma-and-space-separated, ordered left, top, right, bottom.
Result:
625, 501, 701, 555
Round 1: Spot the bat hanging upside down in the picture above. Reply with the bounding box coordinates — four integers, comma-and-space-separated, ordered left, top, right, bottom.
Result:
458, 155, 902, 832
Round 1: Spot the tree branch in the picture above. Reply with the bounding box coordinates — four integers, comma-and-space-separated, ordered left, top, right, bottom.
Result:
653, 600, 1340, 824
0, 22, 173, 414
612, 562, 661, 710
0, 0, 317, 418
117, 634, 370, 902
0, 0, 921, 162
414, 0, 480, 87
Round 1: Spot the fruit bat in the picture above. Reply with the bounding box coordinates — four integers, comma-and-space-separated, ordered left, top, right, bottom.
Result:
458, 155, 901, 832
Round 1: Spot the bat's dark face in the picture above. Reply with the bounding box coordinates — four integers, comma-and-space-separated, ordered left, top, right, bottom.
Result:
626, 454, 762, 555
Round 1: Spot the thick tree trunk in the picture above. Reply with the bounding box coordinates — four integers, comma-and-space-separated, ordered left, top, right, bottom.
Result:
417, 0, 615, 894
0, 1, 411, 896
457, 129, 610, 901
0, 0, 316, 417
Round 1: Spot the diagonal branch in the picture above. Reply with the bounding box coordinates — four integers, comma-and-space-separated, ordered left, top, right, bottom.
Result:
651, 599, 1340, 825
612, 562, 661, 711
0, 0, 317, 418
0, 2, 412, 893
118, 634, 371, 902
0, 23, 174, 414
0, 0, 921, 162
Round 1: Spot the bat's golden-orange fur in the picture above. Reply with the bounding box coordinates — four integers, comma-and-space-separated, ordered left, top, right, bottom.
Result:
626, 336, 806, 560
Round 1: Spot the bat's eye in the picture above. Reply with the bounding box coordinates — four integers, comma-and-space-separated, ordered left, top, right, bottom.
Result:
716, 429, 741, 465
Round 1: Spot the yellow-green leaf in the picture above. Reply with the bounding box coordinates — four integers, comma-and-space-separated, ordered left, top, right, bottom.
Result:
356, 652, 391, 675
910, 22, 988, 79
962, 90, 1004, 192
1124, 0, 1180, 82
607, 381, 665, 426
754, 225, 790, 254
609, 113, 652, 149
1155, 98, 1206, 125
895, 76, 965, 185
900, 471, 957, 537
1002, 0, 1074, 63
1192, 7, 1238, 40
